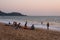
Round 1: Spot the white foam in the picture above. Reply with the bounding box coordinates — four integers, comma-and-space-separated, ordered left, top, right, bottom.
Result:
0, 19, 60, 32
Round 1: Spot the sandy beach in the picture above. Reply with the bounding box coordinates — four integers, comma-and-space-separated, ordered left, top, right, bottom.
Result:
0, 22, 60, 40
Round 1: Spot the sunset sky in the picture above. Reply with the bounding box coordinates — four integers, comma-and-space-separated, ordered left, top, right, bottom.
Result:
0, 0, 60, 16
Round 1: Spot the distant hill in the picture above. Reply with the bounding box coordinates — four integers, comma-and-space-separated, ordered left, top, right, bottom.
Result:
0, 11, 26, 16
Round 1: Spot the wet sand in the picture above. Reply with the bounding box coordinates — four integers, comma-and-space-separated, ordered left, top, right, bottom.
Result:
0, 22, 60, 40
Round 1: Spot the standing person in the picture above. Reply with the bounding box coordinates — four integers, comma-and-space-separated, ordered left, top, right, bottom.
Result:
25, 21, 27, 27
9, 22, 11, 25
47, 22, 49, 30
41, 21, 43, 25
31, 24, 35, 30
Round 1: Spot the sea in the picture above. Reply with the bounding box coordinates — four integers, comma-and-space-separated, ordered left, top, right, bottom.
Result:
0, 16, 60, 31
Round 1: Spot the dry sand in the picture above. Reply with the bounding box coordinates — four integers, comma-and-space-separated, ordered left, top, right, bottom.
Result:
0, 22, 60, 40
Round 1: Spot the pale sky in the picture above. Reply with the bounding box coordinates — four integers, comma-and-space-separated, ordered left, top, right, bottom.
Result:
0, 0, 60, 16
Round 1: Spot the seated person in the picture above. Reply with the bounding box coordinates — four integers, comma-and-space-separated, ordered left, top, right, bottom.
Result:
30, 24, 35, 30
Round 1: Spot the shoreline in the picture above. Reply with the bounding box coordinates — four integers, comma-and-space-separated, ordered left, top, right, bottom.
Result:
0, 21, 60, 32
0, 22, 60, 32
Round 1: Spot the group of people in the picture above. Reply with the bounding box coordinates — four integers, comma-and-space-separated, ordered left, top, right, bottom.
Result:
8, 21, 35, 30
13, 21, 21, 29
8, 21, 49, 30
41, 21, 50, 30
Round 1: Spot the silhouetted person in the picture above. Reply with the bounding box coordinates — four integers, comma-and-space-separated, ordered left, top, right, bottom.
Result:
31, 24, 35, 30
13, 21, 17, 27
9, 22, 11, 25
41, 21, 43, 25
13, 21, 15, 26
47, 22, 49, 30
15, 23, 21, 29
18, 23, 21, 28
5, 22, 11, 26
25, 21, 27, 27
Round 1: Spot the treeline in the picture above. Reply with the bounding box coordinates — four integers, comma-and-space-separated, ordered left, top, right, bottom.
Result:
0, 11, 26, 16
